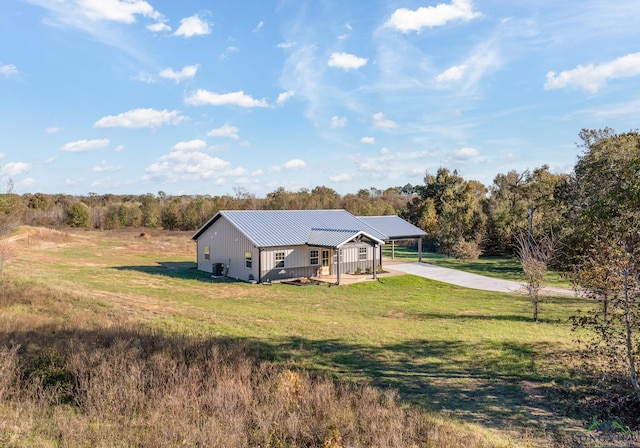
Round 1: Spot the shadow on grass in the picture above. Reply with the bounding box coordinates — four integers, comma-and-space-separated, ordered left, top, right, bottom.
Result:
411, 311, 564, 324
113, 262, 241, 284
1, 323, 606, 445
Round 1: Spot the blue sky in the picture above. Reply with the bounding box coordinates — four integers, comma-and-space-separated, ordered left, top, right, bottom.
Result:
1, 0, 640, 196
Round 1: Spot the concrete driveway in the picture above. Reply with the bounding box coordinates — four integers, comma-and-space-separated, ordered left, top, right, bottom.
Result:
388, 262, 574, 296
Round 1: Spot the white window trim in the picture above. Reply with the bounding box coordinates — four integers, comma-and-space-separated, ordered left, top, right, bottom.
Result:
275, 251, 285, 268
310, 249, 319, 266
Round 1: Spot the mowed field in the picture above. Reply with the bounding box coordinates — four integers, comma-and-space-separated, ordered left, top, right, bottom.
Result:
1, 228, 595, 447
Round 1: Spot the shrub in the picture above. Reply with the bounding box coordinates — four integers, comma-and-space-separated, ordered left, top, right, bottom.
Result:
451, 239, 482, 261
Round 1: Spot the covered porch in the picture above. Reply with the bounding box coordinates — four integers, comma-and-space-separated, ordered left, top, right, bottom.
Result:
306, 228, 385, 285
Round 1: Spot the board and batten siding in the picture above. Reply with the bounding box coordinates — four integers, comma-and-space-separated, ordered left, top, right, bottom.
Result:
260, 246, 321, 282
338, 244, 376, 273
196, 216, 258, 282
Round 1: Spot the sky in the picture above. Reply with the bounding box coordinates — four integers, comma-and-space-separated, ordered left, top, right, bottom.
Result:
1, 0, 640, 197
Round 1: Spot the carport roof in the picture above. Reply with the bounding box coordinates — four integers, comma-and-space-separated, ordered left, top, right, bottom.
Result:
357, 215, 427, 240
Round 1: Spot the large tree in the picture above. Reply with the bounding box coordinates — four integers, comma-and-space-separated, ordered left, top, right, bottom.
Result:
570, 128, 640, 401
484, 166, 569, 255
409, 168, 486, 256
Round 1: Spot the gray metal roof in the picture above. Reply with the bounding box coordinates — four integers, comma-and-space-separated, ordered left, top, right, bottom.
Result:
307, 228, 385, 249
357, 215, 427, 240
192, 209, 389, 248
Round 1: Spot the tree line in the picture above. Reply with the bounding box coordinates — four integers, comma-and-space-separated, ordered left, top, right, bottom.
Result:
0, 130, 623, 264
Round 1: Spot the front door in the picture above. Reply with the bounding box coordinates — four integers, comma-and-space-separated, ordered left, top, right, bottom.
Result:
321, 249, 331, 276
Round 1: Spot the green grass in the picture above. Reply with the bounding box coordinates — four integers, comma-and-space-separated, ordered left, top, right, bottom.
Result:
383, 246, 572, 288
6, 229, 595, 445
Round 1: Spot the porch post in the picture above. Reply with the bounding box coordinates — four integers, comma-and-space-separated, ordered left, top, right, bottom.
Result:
418, 237, 423, 262
373, 244, 377, 280
391, 240, 395, 259
336, 248, 341, 285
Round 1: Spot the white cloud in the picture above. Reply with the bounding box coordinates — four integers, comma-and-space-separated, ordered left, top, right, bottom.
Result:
45, 126, 60, 134
92, 160, 121, 172
94, 108, 187, 128
436, 64, 467, 82
185, 89, 268, 107
372, 112, 398, 129
65, 176, 84, 186
253, 21, 264, 32
207, 124, 239, 140
276, 90, 295, 105
0, 162, 31, 177
327, 52, 368, 70
133, 72, 155, 83
358, 148, 395, 173
330, 172, 353, 182
172, 140, 208, 151
386, 0, 480, 33
277, 42, 295, 50
434, 39, 500, 93
21, 177, 37, 187
223, 46, 239, 57
144, 150, 245, 183
114, 145, 125, 152
330, 116, 347, 128
76, 0, 160, 23
159, 64, 199, 83
284, 159, 306, 169
453, 147, 479, 159
269, 159, 307, 172
361, 136, 376, 144
61, 138, 110, 152
0, 153, 5, 159
147, 22, 170, 32
174, 14, 211, 38
338, 23, 352, 40
545, 52, 640, 93
0, 64, 18, 77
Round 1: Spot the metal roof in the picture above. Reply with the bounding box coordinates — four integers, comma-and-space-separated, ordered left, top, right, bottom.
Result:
357, 215, 427, 240
192, 209, 389, 247
307, 228, 385, 249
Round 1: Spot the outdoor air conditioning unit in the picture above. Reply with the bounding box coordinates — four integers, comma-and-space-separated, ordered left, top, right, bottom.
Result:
212, 263, 225, 277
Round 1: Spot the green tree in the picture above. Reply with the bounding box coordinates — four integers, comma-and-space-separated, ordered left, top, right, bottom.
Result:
161, 199, 180, 230
413, 168, 486, 256
484, 166, 570, 255
140, 194, 160, 228
570, 128, 640, 401
65, 202, 90, 228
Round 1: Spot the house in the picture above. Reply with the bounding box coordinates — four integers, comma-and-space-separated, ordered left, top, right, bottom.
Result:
191, 210, 426, 284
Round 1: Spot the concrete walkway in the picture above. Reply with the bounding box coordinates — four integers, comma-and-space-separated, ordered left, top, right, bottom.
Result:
388, 262, 575, 296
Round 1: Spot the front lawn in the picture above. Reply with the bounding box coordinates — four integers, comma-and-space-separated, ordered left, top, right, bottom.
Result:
2, 228, 597, 446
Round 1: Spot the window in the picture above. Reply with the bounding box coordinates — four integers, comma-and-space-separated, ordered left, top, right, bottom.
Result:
245, 251, 252, 269
204, 245, 210, 261
275, 251, 285, 268
310, 250, 319, 265
359, 247, 367, 260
